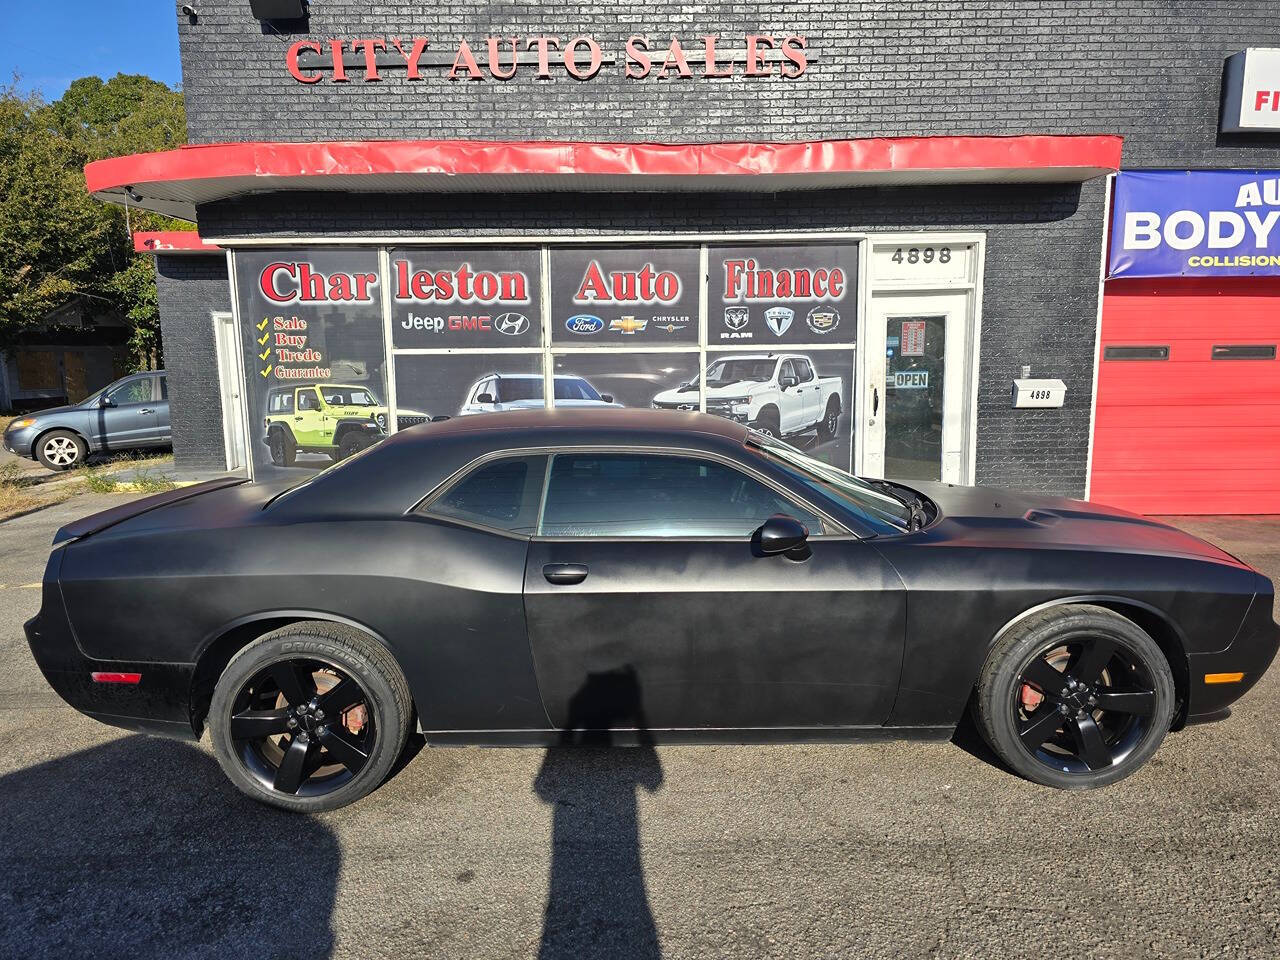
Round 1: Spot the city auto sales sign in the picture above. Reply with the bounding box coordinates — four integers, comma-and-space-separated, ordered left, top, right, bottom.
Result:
286, 34, 810, 83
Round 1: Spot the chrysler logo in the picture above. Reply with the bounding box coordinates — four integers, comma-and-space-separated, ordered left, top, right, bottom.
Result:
494, 312, 530, 336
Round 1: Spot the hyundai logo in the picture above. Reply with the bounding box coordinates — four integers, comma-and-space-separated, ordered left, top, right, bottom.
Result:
565, 314, 604, 335
494, 312, 530, 336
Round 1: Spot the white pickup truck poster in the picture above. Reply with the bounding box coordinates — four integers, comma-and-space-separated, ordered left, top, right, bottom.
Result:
710, 243, 859, 346
693, 350, 855, 470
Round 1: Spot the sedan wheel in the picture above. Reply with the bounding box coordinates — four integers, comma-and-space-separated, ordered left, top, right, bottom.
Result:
975, 604, 1175, 789
209, 623, 412, 811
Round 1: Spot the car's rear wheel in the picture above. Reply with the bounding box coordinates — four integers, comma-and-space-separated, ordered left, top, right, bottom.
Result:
817, 400, 841, 442
975, 604, 1175, 789
36, 429, 86, 471
208, 622, 412, 812
268, 429, 296, 467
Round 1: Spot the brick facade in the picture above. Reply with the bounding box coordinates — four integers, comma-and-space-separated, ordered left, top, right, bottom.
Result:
154, 254, 232, 474
160, 2, 1280, 494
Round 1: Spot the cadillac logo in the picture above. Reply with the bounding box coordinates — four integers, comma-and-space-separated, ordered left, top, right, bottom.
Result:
765, 306, 794, 337
806, 305, 840, 335
724, 306, 749, 331
494, 312, 530, 336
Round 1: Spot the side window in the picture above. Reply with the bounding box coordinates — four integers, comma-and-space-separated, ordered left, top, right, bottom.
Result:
779, 360, 796, 384
106, 377, 154, 406
158, 375, 169, 399
539, 453, 825, 538
425, 455, 547, 535
297, 389, 319, 412
794, 359, 814, 383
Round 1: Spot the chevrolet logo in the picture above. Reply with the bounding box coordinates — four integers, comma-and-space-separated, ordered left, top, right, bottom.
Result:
610, 315, 647, 335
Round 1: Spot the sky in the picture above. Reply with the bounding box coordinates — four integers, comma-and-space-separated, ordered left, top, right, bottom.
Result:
1, 0, 182, 99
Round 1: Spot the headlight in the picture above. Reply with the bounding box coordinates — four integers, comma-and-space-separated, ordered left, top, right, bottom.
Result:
375, 413, 387, 428
10, 417, 37, 429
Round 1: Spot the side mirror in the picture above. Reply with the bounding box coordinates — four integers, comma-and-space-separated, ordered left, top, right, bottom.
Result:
476, 393, 495, 404
779, 375, 798, 390
100, 395, 116, 408
755, 514, 811, 560
600, 393, 615, 404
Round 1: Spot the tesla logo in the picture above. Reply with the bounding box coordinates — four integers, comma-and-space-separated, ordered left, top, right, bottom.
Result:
610, 315, 648, 334
765, 307, 794, 337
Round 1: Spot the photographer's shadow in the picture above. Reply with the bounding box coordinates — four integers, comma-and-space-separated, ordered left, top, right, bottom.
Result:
533, 665, 665, 960
0, 735, 338, 960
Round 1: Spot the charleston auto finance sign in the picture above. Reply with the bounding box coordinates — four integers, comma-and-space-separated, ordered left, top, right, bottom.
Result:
1108, 170, 1280, 278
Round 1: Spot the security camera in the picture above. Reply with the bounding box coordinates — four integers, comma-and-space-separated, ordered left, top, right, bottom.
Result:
181, 5, 198, 16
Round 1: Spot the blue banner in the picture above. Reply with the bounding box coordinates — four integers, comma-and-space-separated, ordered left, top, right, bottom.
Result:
1108, 170, 1280, 278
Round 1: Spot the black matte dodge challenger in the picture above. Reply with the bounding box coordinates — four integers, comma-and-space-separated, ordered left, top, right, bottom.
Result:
26, 410, 1279, 811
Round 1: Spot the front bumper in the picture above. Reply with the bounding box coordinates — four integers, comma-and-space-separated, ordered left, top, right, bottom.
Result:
1185, 575, 1280, 722
3, 424, 37, 457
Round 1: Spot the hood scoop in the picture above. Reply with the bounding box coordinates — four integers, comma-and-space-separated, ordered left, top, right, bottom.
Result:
1023, 509, 1061, 526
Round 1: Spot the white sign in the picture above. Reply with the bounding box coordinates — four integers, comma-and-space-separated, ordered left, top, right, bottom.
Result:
871, 241, 971, 283
1222, 48, 1280, 133
893, 370, 929, 390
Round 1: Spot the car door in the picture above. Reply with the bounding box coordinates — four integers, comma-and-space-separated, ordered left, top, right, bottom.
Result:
793, 357, 821, 428
95, 375, 160, 450
523, 449, 907, 734
154, 374, 171, 443
293, 387, 326, 446
777, 359, 802, 434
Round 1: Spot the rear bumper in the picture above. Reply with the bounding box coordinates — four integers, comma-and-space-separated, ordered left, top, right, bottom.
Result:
25, 550, 198, 741
1184, 576, 1280, 722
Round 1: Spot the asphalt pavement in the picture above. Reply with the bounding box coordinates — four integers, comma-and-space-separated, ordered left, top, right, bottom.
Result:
1, 498, 1277, 959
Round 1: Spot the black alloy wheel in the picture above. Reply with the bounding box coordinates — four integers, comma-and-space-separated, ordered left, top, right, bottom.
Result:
229, 658, 376, 798
975, 605, 1175, 789
1011, 637, 1157, 774
209, 622, 413, 811
818, 405, 840, 441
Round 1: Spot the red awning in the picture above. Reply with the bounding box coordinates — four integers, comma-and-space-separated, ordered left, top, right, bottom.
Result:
133, 230, 221, 254
88, 135, 1123, 221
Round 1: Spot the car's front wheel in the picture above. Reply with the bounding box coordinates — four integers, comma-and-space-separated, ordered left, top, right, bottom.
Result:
208, 622, 413, 812
268, 429, 296, 467
36, 429, 86, 471
975, 604, 1175, 789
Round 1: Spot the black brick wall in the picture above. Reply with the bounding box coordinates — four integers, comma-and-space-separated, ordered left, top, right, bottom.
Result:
201, 181, 1102, 494
154, 254, 232, 474
178, 1, 1280, 167
163, 2, 1280, 494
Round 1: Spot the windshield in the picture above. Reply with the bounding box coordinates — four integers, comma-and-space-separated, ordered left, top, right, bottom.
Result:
554, 378, 602, 401
706, 359, 776, 385
747, 433, 913, 533
321, 387, 378, 406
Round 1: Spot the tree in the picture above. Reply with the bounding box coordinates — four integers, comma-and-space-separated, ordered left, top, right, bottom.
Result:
0, 74, 188, 368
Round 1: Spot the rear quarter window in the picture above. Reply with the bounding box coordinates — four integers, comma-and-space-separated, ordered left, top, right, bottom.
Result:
423, 455, 548, 535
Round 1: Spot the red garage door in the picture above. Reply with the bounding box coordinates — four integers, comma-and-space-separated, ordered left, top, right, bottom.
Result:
1091, 277, 1280, 515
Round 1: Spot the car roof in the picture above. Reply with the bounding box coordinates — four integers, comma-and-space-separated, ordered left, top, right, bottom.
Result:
269, 409, 751, 520
489, 373, 583, 381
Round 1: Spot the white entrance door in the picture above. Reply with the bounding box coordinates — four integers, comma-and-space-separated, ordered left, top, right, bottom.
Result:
213, 312, 249, 472
860, 291, 973, 484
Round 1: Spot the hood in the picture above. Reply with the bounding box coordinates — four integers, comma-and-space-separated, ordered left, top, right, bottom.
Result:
14, 401, 89, 422
909, 480, 1245, 567
702, 381, 767, 398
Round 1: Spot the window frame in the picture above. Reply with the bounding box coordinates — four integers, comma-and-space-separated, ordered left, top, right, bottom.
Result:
413, 444, 854, 542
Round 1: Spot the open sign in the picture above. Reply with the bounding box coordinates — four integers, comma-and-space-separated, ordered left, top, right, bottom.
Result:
893, 370, 929, 389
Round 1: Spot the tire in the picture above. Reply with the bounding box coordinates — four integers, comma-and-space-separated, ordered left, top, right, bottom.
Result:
208, 622, 413, 812
336, 431, 363, 461
268, 429, 296, 467
975, 604, 1175, 789
817, 399, 841, 442
36, 429, 87, 471
751, 407, 781, 439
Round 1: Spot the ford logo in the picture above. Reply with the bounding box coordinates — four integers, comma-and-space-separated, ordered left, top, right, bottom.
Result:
565, 314, 604, 335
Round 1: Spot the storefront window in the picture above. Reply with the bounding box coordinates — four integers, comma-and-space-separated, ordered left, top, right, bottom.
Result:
234, 248, 389, 479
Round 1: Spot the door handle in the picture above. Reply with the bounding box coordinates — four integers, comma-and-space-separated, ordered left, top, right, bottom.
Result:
543, 563, 588, 585
873, 386, 880, 415
139, 408, 154, 414
294, 416, 304, 421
